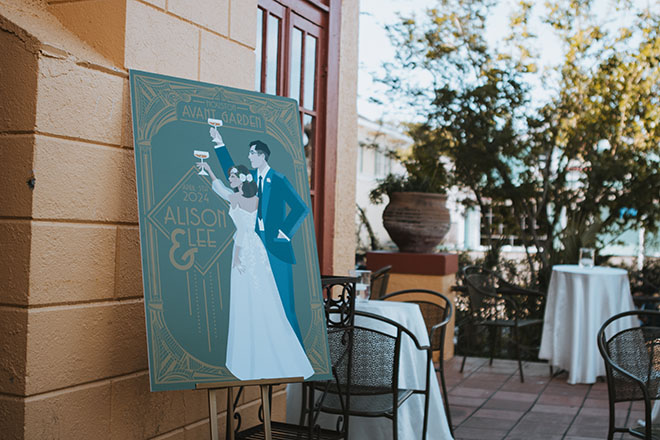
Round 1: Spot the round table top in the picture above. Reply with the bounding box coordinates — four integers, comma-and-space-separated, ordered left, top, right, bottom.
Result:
552, 264, 628, 276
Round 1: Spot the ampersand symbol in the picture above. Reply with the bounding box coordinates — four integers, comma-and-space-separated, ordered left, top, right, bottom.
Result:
168, 229, 198, 271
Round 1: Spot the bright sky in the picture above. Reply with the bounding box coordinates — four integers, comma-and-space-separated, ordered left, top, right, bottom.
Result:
358, 0, 539, 122
357, 0, 655, 123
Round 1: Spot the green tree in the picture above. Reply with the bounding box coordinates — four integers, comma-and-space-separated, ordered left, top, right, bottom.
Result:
380, 0, 660, 288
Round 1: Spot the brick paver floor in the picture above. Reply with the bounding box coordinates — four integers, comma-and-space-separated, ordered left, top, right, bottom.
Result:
444, 357, 646, 439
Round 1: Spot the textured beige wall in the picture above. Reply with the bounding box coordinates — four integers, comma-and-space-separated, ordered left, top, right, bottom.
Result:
0, 0, 265, 438
332, 0, 359, 276
1, 0, 357, 437
48, 0, 126, 66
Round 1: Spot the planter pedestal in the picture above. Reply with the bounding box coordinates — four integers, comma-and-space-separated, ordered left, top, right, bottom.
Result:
366, 251, 458, 360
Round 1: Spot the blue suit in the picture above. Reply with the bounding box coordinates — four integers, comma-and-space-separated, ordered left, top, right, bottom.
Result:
214, 144, 309, 344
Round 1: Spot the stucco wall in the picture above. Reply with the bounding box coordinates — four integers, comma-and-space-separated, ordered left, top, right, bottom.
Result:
332, 0, 359, 276
0, 0, 299, 438
1, 0, 358, 438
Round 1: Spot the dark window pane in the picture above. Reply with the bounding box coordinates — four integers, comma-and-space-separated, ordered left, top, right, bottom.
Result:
255, 8, 264, 91
289, 28, 303, 103
266, 14, 280, 95
302, 113, 314, 188
303, 34, 317, 109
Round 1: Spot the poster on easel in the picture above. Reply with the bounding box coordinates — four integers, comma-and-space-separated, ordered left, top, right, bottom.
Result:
129, 70, 332, 391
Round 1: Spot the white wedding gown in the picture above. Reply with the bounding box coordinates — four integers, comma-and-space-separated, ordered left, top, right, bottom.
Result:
212, 180, 314, 381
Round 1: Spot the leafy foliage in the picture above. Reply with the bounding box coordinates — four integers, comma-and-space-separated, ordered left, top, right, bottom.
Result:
369, 123, 450, 203
379, 0, 660, 288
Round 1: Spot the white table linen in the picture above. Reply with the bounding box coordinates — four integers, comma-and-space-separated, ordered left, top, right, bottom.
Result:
286, 299, 453, 439
539, 264, 636, 384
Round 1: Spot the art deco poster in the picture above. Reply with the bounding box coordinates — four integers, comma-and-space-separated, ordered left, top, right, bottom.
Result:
129, 70, 331, 391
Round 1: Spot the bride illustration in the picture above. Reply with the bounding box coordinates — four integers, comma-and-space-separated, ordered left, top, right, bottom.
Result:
197, 161, 314, 381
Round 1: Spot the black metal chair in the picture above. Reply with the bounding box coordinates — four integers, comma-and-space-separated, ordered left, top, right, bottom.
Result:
235, 276, 357, 439
370, 265, 392, 300
314, 309, 433, 440
630, 273, 660, 326
598, 310, 660, 440
380, 289, 454, 436
460, 270, 544, 382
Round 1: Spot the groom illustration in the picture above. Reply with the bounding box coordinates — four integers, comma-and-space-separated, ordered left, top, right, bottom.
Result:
210, 127, 309, 344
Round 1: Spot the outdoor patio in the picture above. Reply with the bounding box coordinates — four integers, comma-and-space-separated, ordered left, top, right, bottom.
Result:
446, 356, 644, 440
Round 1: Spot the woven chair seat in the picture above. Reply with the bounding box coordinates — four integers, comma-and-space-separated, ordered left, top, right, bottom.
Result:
320, 387, 415, 417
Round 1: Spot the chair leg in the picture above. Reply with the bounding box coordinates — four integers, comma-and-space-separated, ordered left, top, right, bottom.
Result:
437, 359, 454, 437
460, 354, 467, 373
298, 384, 307, 426
513, 326, 524, 382
423, 379, 430, 440
488, 326, 497, 366
393, 406, 398, 440
607, 399, 615, 440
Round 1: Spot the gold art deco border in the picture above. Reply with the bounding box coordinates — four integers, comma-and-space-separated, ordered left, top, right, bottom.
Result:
131, 71, 330, 388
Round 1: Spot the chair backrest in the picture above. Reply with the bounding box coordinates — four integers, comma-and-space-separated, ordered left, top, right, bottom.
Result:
315, 276, 358, 435
461, 265, 485, 279
370, 265, 392, 300
332, 310, 430, 396
464, 273, 501, 318
381, 289, 453, 355
322, 275, 357, 329
598, 310, 660, 404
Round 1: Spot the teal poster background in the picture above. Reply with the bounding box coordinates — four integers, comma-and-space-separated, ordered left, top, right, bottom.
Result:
129, 70, 331, 391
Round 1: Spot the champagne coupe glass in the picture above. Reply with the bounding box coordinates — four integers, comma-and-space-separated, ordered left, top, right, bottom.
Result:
208, 118, 223, 128
208, 118, 224, 147
194, 150, 210, 175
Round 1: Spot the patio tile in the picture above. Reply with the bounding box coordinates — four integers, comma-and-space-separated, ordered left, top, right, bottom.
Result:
449, 405, 476, 426
565, 414, 610, 438
508, 418, 571, 436
501, 378, 549, 393
466, 371, 514, 381
537, 392, 586, 407
449, 395, 488, 407
586, 388, 608, 399
631, 400, 645, 410
581, 398, 609, 409
453, 426, 508, 440
506, 435, 564, 440
521, 411, 576, 424
482, 365, 521, 375
449, 357, 488, 373
492, 390, 538, 402
461, 414, 520, 431
522, 361, 553, 373
589, 380, 608, 391
472, 408, 525, 421
544, 383, 590, 396
562, 436, 604, 440
577, 406, 609, 417
443, 357, 640, 439
450, 386, 495, 399
482, 397, 534, 411
530, 403, 580, 416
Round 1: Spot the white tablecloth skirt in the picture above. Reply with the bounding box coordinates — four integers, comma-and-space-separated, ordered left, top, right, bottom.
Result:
539, 265, 636, 384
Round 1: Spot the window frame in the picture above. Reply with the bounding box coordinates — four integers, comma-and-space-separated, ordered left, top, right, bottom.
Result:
256, 0, 339, 274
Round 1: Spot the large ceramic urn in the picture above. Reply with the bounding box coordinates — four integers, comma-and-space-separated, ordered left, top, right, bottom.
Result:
382, 192, 451, 253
